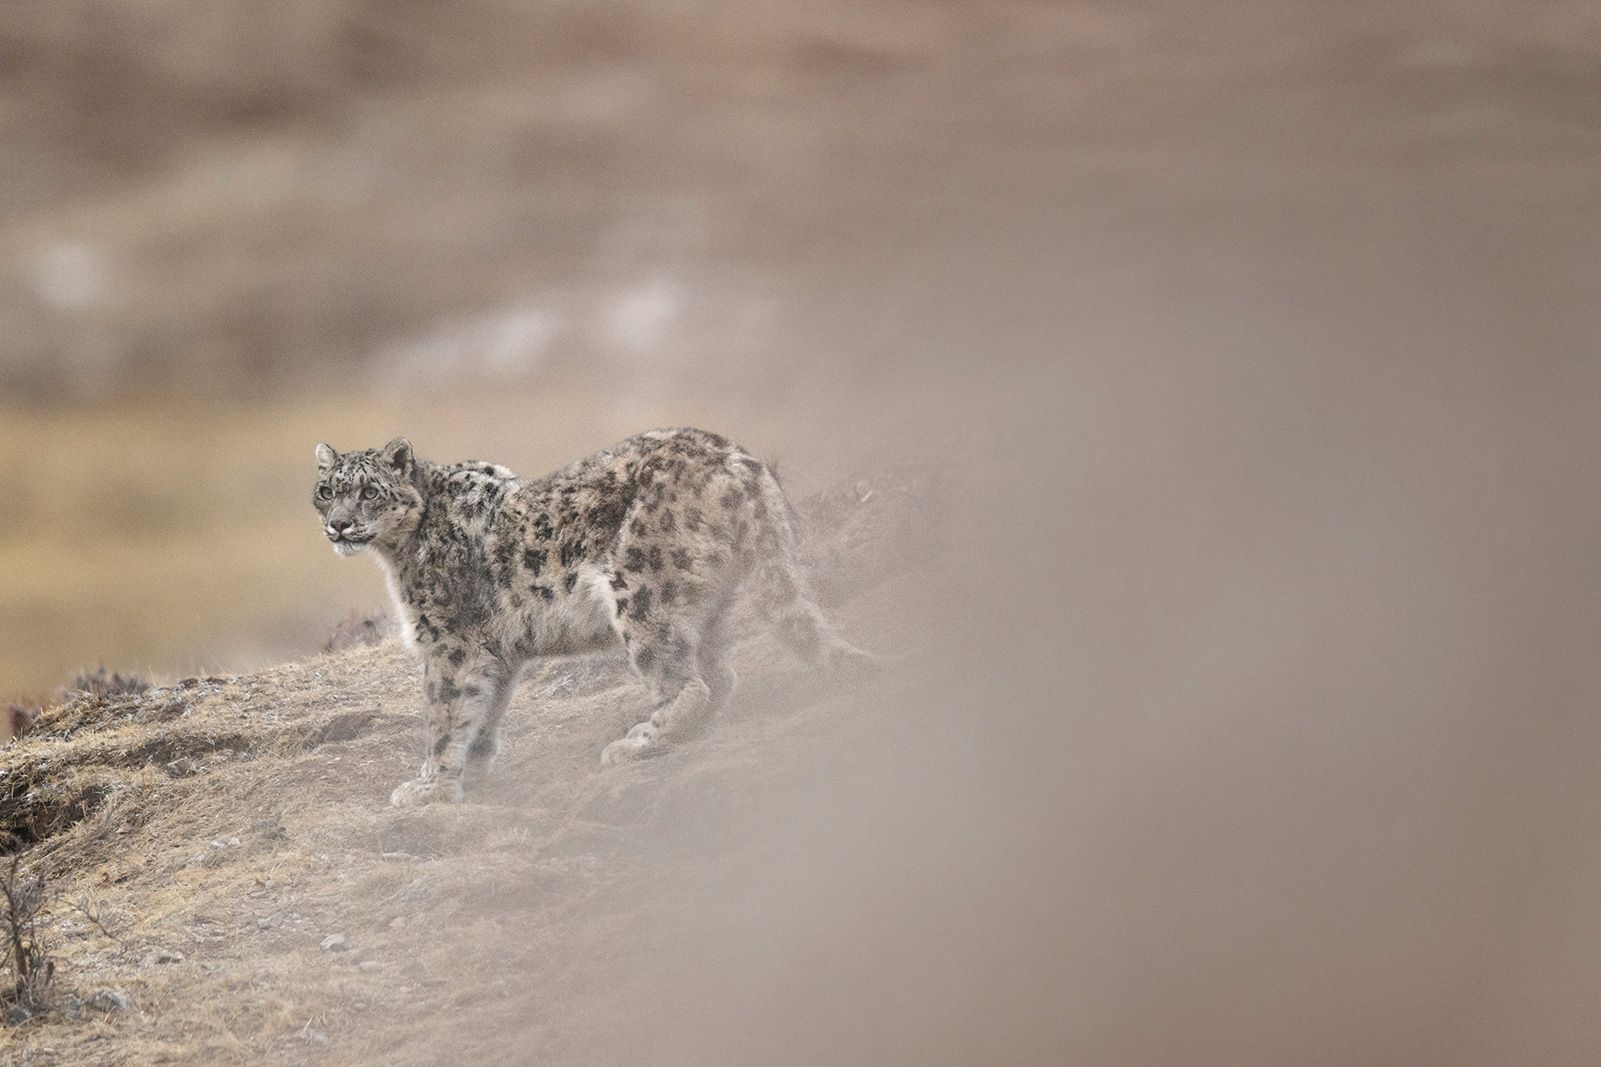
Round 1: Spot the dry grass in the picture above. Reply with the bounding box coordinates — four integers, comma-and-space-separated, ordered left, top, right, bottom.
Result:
0, 853, 55, 1017
0, 463, 929, 1063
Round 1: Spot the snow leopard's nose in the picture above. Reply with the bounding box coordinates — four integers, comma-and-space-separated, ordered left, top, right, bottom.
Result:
328, 518, 353, 537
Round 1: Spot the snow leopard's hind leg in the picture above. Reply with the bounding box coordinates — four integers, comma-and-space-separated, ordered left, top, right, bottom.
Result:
600, 609, 714, 766
600, 535, 738, 767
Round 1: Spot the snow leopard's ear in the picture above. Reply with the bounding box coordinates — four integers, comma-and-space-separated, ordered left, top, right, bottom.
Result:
315, 443, 338, 472
381, 437, 414, 477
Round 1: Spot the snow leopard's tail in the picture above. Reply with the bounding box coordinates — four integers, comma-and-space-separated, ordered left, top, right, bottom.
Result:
744, 462, 878, 677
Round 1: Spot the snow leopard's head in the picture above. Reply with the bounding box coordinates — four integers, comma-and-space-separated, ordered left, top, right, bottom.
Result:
312, 438, 423, 556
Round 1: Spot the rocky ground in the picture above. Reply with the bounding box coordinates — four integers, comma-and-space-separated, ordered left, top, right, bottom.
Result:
0, 463, 941, 1064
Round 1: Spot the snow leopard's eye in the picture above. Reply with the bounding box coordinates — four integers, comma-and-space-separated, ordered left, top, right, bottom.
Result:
360, 485, 378, 501
316, 484, 333, 501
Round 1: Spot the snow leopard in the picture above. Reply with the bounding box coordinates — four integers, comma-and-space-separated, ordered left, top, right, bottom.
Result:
312, 428, 875, 805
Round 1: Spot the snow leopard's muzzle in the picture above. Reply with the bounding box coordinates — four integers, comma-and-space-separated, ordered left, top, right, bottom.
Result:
326, 517, 374, 554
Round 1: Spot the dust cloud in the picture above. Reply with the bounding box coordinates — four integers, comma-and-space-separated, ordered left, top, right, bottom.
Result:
536, 323, 1599, 1064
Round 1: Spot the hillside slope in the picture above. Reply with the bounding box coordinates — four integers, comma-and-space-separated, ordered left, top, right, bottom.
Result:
0, 462, 939, 1064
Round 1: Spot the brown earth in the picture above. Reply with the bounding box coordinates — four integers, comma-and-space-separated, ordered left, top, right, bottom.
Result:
0, 461, 941, 1064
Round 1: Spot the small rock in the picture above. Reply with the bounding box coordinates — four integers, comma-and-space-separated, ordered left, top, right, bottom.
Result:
357, 960, 383, 972
387, 915, 406, 929
320, 933, 350, 952
254, 820, 289, 843
257, 912, 286, 930
144, 947, 184, 965
85, 990, 134, 1013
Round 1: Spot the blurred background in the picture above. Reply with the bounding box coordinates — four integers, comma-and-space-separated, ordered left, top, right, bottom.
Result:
1, 1, 1598, 697
1, 0, 1032, 694
4, 2, 1601, 1062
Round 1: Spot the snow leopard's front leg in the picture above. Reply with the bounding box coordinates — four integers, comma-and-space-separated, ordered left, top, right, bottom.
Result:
391, 648, 509, 806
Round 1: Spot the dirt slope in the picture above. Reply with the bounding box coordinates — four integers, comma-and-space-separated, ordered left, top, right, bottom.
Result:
0, 463, 938, 1065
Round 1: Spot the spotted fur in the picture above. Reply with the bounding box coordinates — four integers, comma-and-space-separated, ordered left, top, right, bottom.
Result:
312, 428, 874, 805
